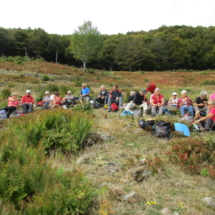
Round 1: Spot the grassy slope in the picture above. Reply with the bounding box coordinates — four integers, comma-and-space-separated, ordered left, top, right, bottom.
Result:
0, 62, 215, 215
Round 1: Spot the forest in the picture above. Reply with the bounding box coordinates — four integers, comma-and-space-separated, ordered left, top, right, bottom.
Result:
0, 25, 215, 71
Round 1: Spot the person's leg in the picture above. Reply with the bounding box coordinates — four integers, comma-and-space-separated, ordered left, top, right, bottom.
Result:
28, 104, 33, 113
139, 103, 147, 116
104, 96, 108, 105
180, 106, 185, 117
158, 106, 164, 115
22, 103, 28, 114
118, 97, 123, 107
125, 102, 135, 111
194, 106, 199, 113
188, 106, 193, 117
7, 106, 16, 118
205, 118, 214, 130
108, 97, 114, 108
93, 97, 98, 105
84, 97, 90, 103
151, 106, 156, 116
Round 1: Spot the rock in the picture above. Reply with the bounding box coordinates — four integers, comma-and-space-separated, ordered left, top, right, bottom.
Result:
81, 132, 103, 149
134, 128, 142, 133
109, 187, 124, 196
161, 207, 172, 215
127, 166, 149, 182
123, 192, 140, 203
202, 197, 215, 208
76, 155, 90, 164
94, 132, 114, 141
139, 159, 147, 165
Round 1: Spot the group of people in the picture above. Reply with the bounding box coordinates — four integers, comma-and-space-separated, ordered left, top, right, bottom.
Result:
1, 82, 215, 132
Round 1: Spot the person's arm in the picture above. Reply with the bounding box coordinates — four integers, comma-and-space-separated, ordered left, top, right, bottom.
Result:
22, 96, 26, 104
195, 113, 214, 124
83, 89, 90, 96
168, 98, 172, 106
151, 96, 157, 106
31, 97, 35, 104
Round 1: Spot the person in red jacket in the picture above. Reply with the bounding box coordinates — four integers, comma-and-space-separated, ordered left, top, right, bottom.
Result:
146, 82, 156, 94
22, 90, 34, 113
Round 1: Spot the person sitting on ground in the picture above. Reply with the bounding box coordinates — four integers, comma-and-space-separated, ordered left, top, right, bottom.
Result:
128, 91, 136, 103
22, 90, 34, 114
151, 88, 164, 116
168, 92, 178, 107
193, 91, 208, 118
1, 93, 21, 118
194, 100, 215, 131
79, 83, 90, 104
93, 85, 109, 107
42, 91, 51, 108
177, 90, 193, 117
63, 91, 78, 108
125, 89, 149, 116
107, 84, 123, 111
51, 92, 63, 108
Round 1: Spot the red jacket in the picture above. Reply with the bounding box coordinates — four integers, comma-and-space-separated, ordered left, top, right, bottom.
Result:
22, 95, 34, 104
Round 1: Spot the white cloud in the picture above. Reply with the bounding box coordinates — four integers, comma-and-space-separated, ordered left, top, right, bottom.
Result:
1, 0, 215, 35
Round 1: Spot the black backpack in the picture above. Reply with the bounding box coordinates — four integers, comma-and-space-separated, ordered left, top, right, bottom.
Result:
155, 121, 171, 138
139, 120, 155, 130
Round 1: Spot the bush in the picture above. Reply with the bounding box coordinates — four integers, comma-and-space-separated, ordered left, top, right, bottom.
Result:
0, 139, 95, 214
1, 88, 11, 99
41, 75, 50, 81
46, 84, 59, 92
200, 80, 215, 85
88, 69, 95, 74
167, 137, 215, 178
71, 66, 78, 72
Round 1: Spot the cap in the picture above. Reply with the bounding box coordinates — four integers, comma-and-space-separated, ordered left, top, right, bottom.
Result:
67, 91, 71, 93
141, 89, 147, 94
172, 92, 177, 95
26, 90, 31, 93
45, 91, 50, 94
181, 90, 187, 94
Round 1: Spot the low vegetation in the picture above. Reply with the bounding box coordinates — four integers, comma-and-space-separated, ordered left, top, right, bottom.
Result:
0, 61, 215, 214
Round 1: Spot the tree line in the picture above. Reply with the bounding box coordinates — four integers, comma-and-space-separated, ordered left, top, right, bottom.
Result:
0, 23, 215, 71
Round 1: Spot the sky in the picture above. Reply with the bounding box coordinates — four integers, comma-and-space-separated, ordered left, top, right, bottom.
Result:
1, 0, 215, 35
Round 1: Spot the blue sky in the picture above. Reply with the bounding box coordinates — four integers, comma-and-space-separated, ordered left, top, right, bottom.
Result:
1, 0, 215, 35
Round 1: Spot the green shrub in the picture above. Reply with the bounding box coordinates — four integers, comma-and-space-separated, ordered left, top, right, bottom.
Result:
0, 109, 96, 214
8, 83, 15, 88
41, 75, 50, 81
46, 84, 59, 92
1, 88, 11, 99
88, 69, 95, 74
71, 66, 78, 72
200, 80, 215, 85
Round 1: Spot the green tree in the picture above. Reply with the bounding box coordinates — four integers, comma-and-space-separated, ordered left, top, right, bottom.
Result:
71, 21, 102, 72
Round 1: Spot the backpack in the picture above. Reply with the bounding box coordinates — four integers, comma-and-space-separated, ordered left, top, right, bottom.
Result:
94, 103, 101, 109
0, 110, 7, 120
155, 121, 171, 138
111, 103, 119, 111
139, 120, 155, 130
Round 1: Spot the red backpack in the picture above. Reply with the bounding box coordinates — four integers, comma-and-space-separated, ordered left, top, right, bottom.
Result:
111, 103, 119, 111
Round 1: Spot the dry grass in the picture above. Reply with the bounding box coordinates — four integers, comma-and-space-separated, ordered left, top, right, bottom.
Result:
1, 62, 215, 214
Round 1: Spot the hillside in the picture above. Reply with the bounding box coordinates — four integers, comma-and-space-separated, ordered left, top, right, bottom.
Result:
0, 60, 215, 215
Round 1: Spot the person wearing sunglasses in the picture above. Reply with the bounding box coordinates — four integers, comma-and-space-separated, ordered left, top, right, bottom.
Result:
194, 100, 215, 131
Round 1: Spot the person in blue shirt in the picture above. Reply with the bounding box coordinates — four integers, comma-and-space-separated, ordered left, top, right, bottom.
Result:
79, 83, 91, 103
